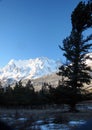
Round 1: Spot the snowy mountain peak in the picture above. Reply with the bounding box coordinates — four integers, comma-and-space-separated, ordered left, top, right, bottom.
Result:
0, 57, 61, 85
8, 59, 15, 65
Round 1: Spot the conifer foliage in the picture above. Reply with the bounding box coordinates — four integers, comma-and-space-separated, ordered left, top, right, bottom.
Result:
58, 0, 92, 111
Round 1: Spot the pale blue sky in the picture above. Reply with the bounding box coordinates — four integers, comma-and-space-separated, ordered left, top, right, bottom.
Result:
0, 0, 83, 67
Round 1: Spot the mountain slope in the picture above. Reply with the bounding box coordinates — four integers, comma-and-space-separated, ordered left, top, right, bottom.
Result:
0, 57, 61, 85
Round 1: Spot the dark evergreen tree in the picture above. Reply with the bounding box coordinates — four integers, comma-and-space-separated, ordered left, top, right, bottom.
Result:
38, 82, 50, 106
26, 80, 34, 92
25, 80, 36, 106
58, 1, 92, 111
13, 81, 25, 106
18, 80, 23, 88
0, 82, 4, 106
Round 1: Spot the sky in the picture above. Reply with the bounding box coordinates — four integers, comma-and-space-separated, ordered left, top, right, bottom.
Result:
0, 0, 84, 67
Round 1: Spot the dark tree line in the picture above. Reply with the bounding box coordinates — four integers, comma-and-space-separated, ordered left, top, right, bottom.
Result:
0, 79, 92, 109
0, 80, 53, 108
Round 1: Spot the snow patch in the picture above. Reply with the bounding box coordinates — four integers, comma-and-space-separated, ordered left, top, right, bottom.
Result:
69, 120, 86, 126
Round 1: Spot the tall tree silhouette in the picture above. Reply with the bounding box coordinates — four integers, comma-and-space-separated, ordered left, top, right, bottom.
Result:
58, 1, 92, 111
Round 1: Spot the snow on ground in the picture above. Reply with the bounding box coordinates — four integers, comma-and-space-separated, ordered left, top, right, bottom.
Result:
68, 120, 86, 127
40, 123, 69, 130
17, 117, 27, 121
1, 104, 92, 130
87, 106, 92, 110
0, 113, 87, 130
36, 119, 69, 130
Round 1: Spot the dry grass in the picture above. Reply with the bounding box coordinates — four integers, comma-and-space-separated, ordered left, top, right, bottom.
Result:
0, 107, 92, 121
0, 103, 92, 130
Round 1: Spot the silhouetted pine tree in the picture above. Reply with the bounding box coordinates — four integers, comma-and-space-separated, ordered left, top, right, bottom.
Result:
26, 80, 34, 92
58, 1, 92, 111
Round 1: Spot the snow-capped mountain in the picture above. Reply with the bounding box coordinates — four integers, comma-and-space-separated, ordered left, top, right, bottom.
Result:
0, 57, 61, 85
0, 53, 92, 87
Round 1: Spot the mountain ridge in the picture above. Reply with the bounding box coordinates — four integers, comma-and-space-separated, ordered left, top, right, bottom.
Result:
0, 53, 92, 88
0, 57, 61, 86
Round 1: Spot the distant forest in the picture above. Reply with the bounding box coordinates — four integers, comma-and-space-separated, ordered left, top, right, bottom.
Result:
0, 79, 92, 110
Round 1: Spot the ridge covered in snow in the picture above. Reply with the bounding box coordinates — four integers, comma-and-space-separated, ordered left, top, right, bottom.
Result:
0, 57, 61, 85
0, 53, 92, 86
